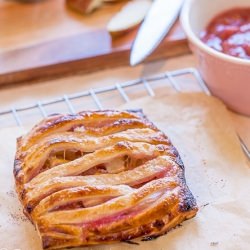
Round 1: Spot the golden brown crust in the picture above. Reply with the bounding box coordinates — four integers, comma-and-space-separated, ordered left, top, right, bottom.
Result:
14, 110, 197, 250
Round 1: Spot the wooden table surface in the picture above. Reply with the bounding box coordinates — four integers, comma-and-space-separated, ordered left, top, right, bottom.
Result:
0, 0, 188, 85
0, 0, 123, 51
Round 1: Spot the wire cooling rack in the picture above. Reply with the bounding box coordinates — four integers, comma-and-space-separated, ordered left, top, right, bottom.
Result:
0, 67, 249, 159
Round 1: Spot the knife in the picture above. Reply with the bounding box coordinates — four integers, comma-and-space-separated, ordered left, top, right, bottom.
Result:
130, 0, 184, 66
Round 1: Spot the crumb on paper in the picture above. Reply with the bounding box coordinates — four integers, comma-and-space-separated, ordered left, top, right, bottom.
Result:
9, 211, 28, 224
6, 190, 15, 198
210, 242, 219, 246
202, 159, 207, 165
200, 203, 209, 208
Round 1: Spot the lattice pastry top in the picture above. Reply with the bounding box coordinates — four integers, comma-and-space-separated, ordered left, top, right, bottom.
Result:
14, 110, 198, 250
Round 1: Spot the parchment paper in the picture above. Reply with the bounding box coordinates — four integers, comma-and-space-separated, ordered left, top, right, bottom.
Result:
0, 93, 249, 250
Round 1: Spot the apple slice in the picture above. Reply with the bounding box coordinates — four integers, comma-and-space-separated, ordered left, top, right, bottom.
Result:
107, 0, 152, 37
66, 0, 104, 14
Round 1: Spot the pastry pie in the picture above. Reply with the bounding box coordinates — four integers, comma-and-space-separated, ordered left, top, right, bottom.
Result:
14, 110, 198, 249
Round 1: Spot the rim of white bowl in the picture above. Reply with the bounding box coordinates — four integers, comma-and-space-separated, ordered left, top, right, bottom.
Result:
180, 0, 250, 66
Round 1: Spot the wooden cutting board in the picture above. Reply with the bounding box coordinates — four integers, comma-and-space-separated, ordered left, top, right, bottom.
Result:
0, 0, 189, 86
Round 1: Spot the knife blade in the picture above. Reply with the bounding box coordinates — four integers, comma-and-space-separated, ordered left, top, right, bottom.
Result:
130, 0, 184, 66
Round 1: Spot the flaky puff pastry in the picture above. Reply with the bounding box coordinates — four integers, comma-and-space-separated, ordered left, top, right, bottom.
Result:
14, 110, 198, 249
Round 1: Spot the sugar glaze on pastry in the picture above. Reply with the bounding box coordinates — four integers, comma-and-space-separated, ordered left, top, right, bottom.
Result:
14, 110, 198, 249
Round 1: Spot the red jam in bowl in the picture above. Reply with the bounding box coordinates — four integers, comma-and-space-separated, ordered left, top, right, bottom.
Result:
200, 8, 250, 60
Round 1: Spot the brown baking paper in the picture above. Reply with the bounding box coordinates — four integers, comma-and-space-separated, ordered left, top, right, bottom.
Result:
0, 93, 249, 250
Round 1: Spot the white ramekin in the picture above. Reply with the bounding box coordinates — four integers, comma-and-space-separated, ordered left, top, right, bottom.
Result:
181, 0, 250, 116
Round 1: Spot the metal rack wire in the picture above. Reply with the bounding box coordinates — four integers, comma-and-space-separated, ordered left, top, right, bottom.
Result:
0, 67, 249, 159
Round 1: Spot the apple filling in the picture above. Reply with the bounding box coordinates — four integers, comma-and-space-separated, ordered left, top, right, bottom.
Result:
39, 151, 154, 179
82, 155, 152, 176
41, 149, 86, 171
